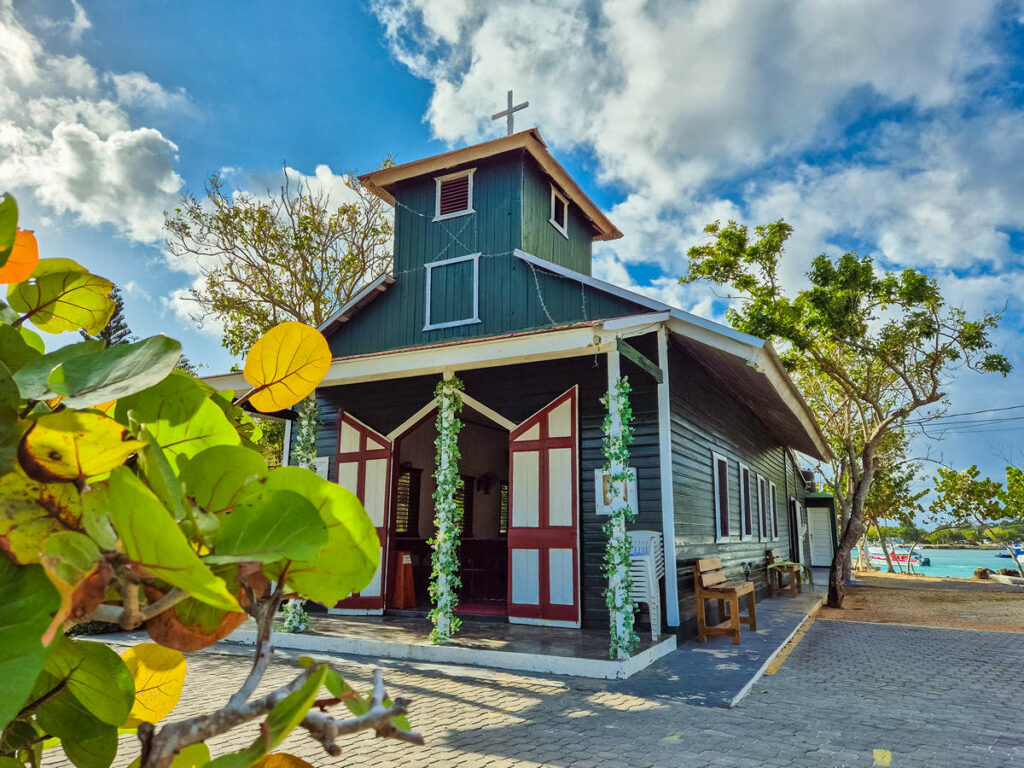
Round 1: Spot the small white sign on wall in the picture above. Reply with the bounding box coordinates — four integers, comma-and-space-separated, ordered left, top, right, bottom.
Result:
312, 456, 330, 480
594, 467, 637, 516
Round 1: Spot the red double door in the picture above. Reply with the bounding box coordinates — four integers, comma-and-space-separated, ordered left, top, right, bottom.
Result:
333, 387, 581, 626
507, 387, 581, 627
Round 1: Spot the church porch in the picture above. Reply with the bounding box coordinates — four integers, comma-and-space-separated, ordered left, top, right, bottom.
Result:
226, 613, 677, 680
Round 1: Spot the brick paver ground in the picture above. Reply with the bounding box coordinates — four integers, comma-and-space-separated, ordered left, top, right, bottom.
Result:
52, 619, 1024, 768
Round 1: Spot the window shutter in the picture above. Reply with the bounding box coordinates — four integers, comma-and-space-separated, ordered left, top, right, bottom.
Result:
740, 465, 752, 539
713, 454, 729, 541
439, 175, 470, 216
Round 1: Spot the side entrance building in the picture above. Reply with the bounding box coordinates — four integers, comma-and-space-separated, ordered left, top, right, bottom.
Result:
212, 129, 831, 638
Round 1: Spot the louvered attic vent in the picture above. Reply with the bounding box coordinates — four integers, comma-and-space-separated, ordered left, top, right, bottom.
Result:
434, 169, 475, 221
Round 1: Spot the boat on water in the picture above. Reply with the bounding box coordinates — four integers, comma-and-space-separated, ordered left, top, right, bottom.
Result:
866, 545, 929, 567
995, 543, 1024, 559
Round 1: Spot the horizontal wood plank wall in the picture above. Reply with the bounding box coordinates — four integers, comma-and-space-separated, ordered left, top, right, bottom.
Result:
519, 153, 594, 275
326, 151, 647, 359
666, 337, 807, 637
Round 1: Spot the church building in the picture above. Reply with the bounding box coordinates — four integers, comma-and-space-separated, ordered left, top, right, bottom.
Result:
269, 128, 829, 638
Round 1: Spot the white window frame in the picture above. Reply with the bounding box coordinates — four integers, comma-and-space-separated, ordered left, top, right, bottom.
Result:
549, 185, 569, 239
738, 463, 753, 541
712, 451, 730, 543
769, 481, 779, 541
757, 474, 768, 542
423, 253, 481, 331
434, 168, 475, 222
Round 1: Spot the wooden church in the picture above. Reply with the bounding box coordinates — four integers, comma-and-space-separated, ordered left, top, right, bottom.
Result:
273, 128, 829, 637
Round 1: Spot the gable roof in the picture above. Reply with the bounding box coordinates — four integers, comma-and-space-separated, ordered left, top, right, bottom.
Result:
318, 273, 394, 335
514, 250, 831, 461
358, 128, 623, 242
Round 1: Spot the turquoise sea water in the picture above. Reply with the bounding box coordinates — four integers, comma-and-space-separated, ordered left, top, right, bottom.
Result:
851, 547, 1020, 578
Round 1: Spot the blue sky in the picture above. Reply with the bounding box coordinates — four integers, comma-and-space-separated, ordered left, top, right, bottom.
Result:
3, 0, 1024, 490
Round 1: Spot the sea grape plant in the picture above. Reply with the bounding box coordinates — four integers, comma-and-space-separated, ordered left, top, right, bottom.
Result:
0, 193, 421, 768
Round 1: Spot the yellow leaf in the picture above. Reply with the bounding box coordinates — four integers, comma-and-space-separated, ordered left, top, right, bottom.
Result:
243, 322, 330, 412
254, 754, 315, 768
0, 230, 39, 284
18, 410, 147, 482
120, 643, 187, 727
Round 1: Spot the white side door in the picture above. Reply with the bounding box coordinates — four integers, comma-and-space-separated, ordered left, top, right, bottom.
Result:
807, 507, 834, 566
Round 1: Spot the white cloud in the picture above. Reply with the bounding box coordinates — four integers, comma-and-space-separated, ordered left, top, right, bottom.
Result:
0, 0, 185, 243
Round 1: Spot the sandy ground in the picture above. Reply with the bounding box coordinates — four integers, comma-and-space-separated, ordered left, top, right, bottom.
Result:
813, 575, 1024, 632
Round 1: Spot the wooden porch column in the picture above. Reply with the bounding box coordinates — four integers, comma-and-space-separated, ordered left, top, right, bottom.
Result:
656, 326, 681, 627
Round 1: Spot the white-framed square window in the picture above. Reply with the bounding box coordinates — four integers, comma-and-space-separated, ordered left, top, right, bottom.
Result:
712, 451, 730, 542
549, 185, 568, 238
769, 481, 779, 541
434, 168, 475, 221
423, 253, 481, 331
757, 474, 769, 542
738, 463, 753, 541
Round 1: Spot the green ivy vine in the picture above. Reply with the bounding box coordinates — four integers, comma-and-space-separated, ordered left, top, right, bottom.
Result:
601, 375, 639, 660
428, 375, 466, 644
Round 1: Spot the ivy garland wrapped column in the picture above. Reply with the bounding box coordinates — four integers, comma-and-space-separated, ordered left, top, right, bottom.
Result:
601, 375, 639, 660
428, 375, 466, 644
283, 392, 320, 632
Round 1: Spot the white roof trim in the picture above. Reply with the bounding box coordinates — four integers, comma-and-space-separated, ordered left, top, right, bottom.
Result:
317, 273, 394, 333
513, 249, 764, 350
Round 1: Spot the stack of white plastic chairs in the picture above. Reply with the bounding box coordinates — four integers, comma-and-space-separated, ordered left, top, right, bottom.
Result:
628, 530, 665, 641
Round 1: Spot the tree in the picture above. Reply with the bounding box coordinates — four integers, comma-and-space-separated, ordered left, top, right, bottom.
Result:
680, 219, 1010, 607
930, 466, 1024, 576
81, 283, 132, 345
859, 431, 926, 572
165, 165, 393, 357
0, 194, 421, 767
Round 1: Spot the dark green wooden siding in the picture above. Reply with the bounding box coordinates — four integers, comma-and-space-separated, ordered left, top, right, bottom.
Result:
520, 154, 594, 275
666, 338, 807, 636
325, 150, 635, 357
298, 337, 810, 639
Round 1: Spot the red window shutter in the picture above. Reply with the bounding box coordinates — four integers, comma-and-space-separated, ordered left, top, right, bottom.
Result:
717, 458, 729, 538
439, 175, 470, 215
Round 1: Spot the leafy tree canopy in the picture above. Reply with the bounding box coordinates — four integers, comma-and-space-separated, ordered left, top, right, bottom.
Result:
681, 219, 1011, 606
165, 166, 393, 357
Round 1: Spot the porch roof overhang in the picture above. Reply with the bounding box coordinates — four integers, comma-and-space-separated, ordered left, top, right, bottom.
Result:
202, 313, 829, 462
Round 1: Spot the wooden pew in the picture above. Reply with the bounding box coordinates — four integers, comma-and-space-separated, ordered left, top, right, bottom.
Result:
695, 557, 756, 645
766, 548, 802, 598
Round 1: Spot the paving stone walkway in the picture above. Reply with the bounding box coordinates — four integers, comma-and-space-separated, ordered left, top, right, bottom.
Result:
53, 618, 1024, 768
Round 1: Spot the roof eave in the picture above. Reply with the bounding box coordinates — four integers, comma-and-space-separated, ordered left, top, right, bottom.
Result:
358, 129, 622, 242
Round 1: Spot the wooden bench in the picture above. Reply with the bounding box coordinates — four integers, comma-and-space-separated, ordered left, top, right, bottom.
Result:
695, 557, 756, 645
767, 549, 802, 598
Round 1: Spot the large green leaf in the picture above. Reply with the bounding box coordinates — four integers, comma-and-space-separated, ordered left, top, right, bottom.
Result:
44, 636, 135, 727
0, 194, 17, 267
18, 410, 147, 483
80, 482, 117, 550
207, 488, 326, 564
115, 371, 207, 427
107, 467, 241, 613
136, 426, 190, 523
0, 404, 26, 477
0, 322, 42, 373
49, 335, 183, 409
0, 360, 18, 409
0, 559, 61, 730
8, 263, 114, 334
12, 340, 104, 401
146, 398, 240, 469
206, 666, 326, 768
265, 467, 379, 605
180, 445, 267, 514
0, 470, 83, 563
36, 687, 118, 768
